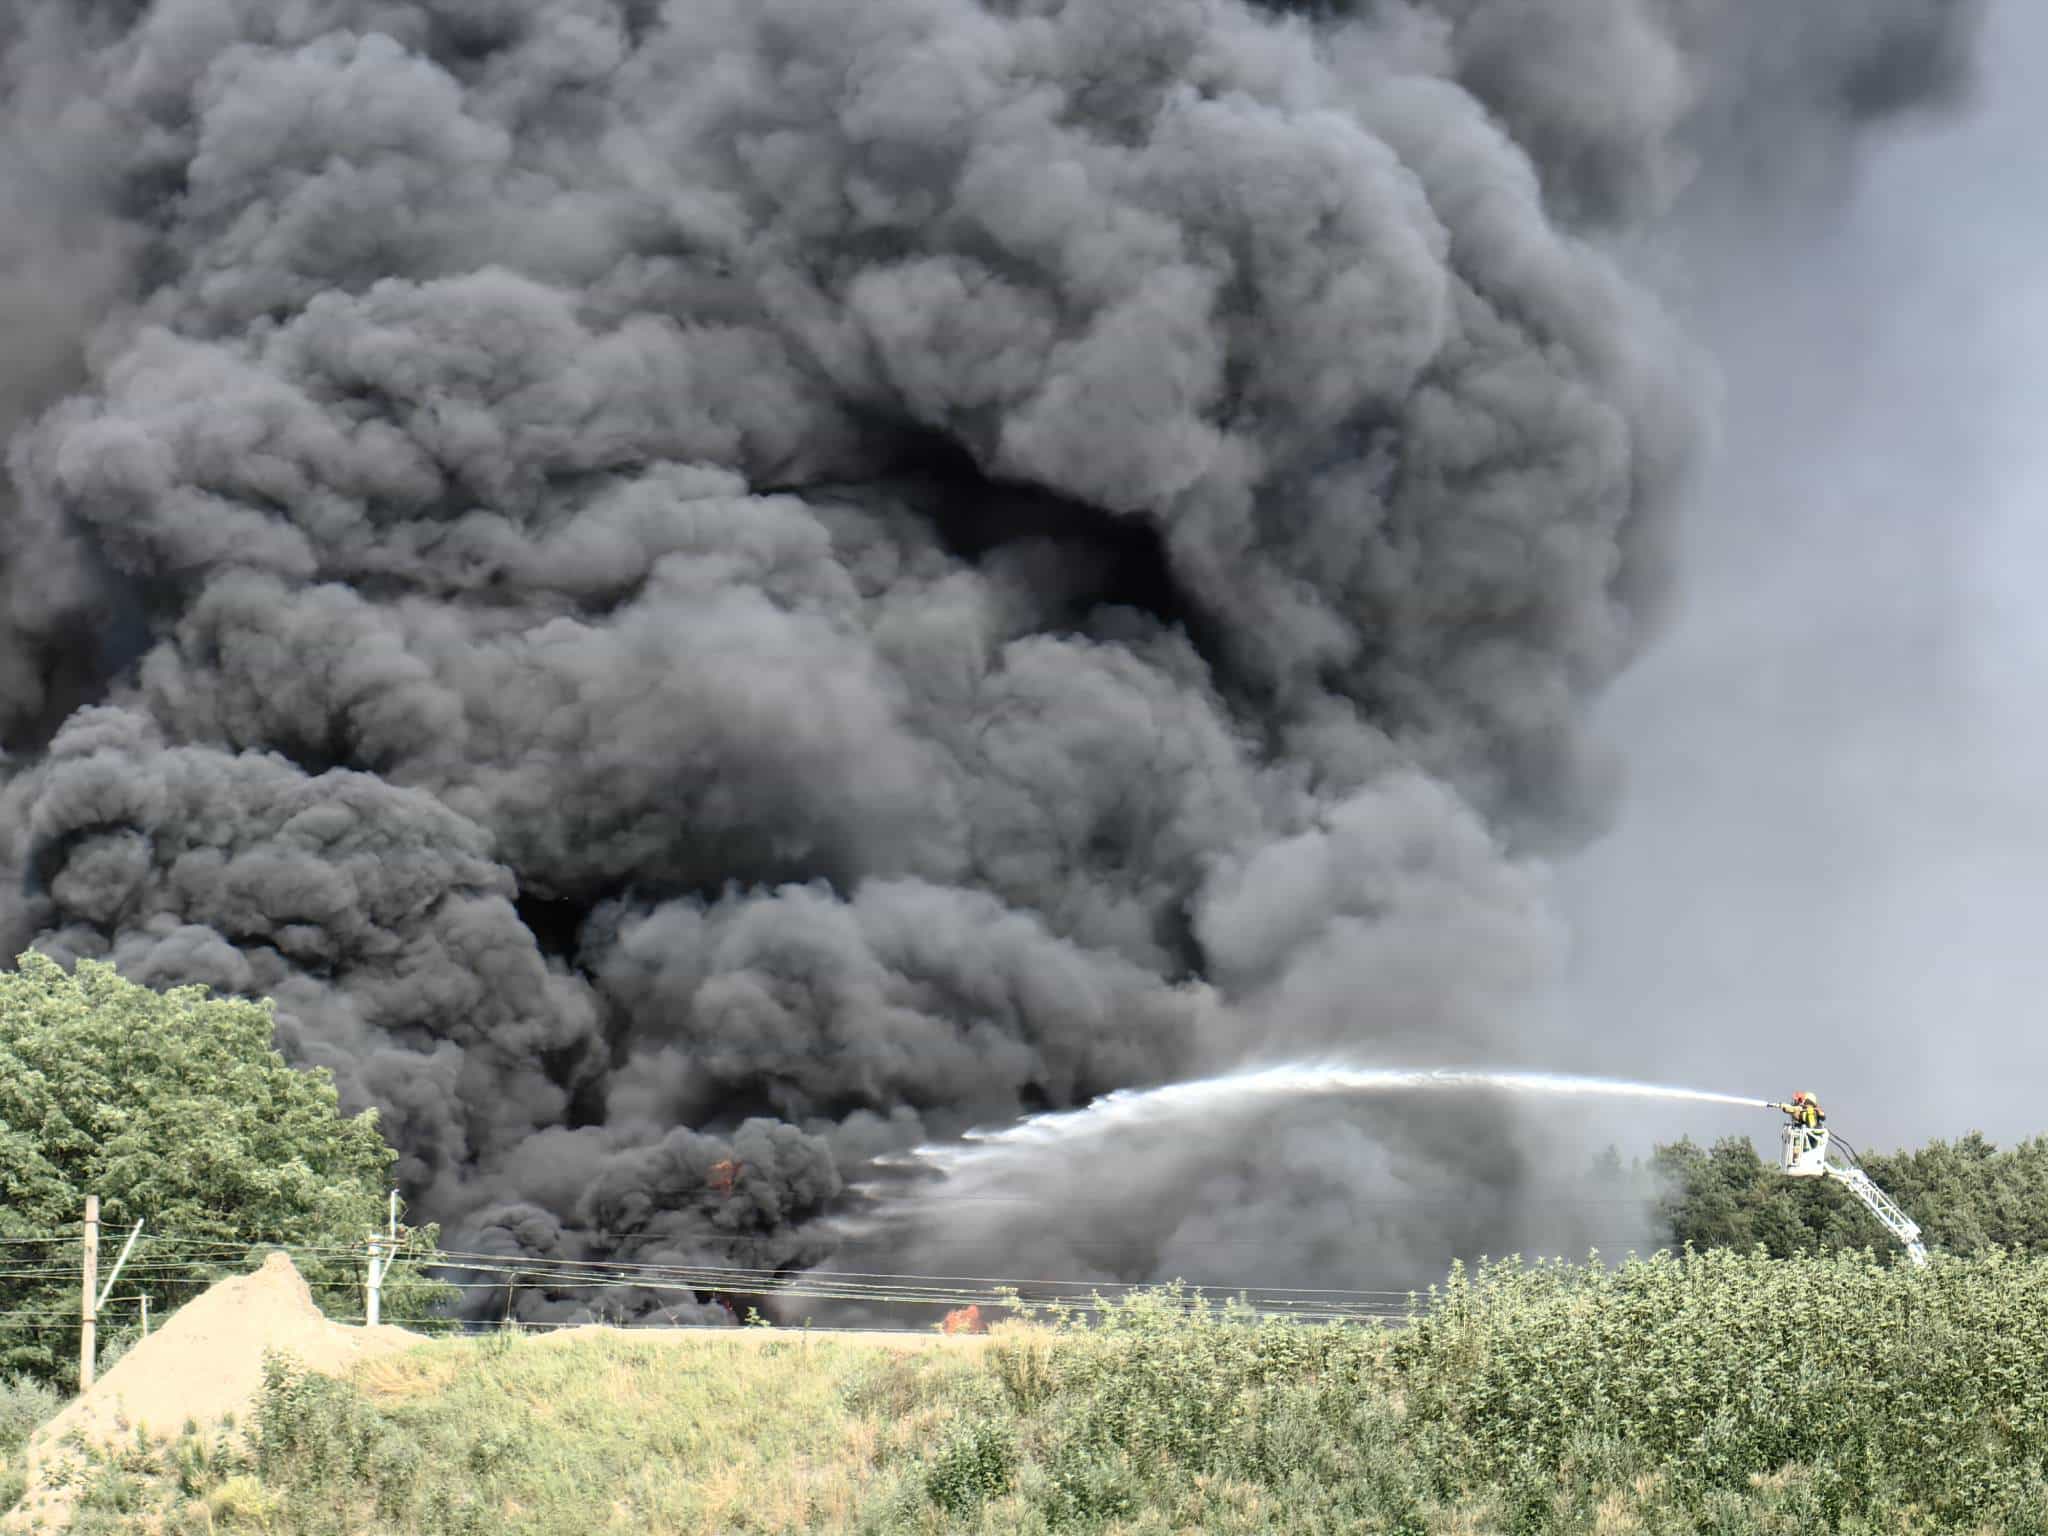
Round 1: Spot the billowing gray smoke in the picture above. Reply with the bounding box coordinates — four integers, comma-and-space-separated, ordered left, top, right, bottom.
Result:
0, 0, 1980, 1315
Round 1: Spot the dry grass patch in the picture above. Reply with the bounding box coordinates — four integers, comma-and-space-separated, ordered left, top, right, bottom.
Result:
244, 1328, 993, 1536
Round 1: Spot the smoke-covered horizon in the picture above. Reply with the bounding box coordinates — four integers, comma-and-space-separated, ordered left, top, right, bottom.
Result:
0, 0, 1986, 1319
1553, 0, 2048, 1157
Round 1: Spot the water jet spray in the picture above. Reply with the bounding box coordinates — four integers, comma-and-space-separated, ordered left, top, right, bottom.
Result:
869, 1064, 1933, 1269
905, 1063, 1773, 1178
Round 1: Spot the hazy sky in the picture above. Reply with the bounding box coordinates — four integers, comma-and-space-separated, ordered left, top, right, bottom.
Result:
1551, 0, 2048, 1152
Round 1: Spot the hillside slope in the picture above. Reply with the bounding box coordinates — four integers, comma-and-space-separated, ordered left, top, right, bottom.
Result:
7, 1251, 2048, 1535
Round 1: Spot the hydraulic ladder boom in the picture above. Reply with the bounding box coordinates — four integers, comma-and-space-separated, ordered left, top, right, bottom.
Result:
1825, 1163, 1929, 1268
1779, 1126, 1930, 1267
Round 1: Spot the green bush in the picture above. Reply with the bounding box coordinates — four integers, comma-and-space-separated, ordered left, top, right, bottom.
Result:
0, 1372, 60, 1515
1389, 1247, 2048, 1524
0, 953, 452, 1386
922, 1417, 1014, 1513
940, 1254, 2048, 1532
57, 1252, 2048, 1535
0, 1373, 60, 1459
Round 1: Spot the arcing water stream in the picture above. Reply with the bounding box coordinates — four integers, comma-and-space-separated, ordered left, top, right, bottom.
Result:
896, 1064, 1772, 1180
828, 1063, 1777, 1283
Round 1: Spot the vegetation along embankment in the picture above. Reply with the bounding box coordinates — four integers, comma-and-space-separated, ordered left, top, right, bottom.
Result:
2, 1248, 2045, 1535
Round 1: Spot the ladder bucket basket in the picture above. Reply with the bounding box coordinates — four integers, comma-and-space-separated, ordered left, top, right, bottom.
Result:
1781, 1124, 1831, 1178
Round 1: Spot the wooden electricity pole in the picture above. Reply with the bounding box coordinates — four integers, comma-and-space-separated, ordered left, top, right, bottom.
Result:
79, 1196, 98, 1391
76, 1201, 144, 1392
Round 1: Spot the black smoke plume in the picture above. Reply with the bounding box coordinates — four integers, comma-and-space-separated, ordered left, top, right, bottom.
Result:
0, 0, 1981, 1317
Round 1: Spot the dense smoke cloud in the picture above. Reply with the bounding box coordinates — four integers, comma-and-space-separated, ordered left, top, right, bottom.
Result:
0, 0, 1981, 1314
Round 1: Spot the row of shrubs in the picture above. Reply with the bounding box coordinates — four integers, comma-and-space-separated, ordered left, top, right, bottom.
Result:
902, 1250, 2048, 1531
17, 1249, 2048, 1534
251, 1249, 2048, 1534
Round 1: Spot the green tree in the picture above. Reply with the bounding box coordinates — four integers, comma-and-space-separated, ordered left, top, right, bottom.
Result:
1653, 1137, 1823, 1255
0, 952, 448, 1386
1654, 1130, 2048, 1261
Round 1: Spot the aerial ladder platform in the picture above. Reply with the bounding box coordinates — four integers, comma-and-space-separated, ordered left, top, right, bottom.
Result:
1778, 1124, 1929, 1267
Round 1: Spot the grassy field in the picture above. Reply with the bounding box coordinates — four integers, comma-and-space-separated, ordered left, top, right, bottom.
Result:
9, 1250, 2048, 1535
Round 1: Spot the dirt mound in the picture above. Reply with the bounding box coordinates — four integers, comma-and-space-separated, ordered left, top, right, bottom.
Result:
5, 1253, 420, 1532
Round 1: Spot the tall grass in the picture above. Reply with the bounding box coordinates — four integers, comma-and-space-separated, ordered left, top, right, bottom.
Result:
1391, 1247, 2048, 1525
0, 1372, 61, 1515
33, 1250, 2048, 1535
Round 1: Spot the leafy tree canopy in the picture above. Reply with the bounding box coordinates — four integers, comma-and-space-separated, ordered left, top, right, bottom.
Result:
0, 952, 444, 1385
1652, 1131, 2048, 1260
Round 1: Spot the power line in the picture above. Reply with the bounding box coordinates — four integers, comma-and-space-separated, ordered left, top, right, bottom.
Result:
424, 1247, 1427, 1299
0, 1230, 1438, 1299
0, 1225, 1698, 1337
0, 1243, 1428, 1328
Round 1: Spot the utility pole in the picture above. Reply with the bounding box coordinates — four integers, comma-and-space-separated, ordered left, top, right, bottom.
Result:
140, 1294, 150, 1337
79, 1196, 98, 1391
364, 1231, 385, 1327
78, 1205, 144, 1392
364, 1188, 401, 1328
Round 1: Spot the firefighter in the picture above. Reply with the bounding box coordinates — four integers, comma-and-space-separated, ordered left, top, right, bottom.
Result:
1775, 1090, 1825, 1151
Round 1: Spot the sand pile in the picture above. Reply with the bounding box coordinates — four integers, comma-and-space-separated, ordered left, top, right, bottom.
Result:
5, 1253, 420, 1532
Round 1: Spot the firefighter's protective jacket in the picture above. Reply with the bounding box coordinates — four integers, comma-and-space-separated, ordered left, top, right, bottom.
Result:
1779, 1100, 1823, 1129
